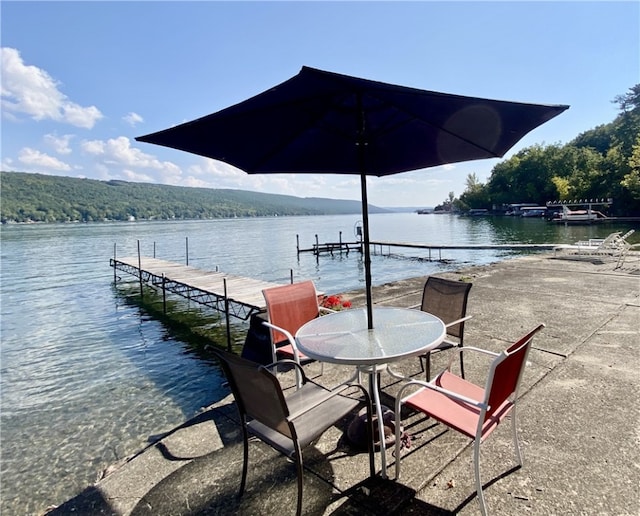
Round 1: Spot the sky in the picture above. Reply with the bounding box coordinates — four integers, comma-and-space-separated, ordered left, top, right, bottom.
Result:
1, 1, 638, 208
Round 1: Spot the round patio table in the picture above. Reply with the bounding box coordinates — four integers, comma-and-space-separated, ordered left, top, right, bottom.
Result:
296, 307, 446, 478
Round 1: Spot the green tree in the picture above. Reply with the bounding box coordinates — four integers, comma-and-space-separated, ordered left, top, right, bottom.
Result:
621, 134, 640, 200
459, 173, 490, 209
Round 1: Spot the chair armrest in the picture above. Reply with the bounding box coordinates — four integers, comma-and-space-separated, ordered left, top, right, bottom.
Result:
421, 381, 487, 409
396, 378, 486, 410
286, 379, 370, 421
449, 345, 499, 358
405, 310, 472, 327
444, 314, 473, 328
262, 321, 295, 345
262, 321, 303, 364
444, 345, 499, 372
263, 358, 306, 374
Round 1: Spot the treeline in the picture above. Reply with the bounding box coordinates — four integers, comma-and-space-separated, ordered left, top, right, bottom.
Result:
455, 84, 640, 216
0, 173, 387, 223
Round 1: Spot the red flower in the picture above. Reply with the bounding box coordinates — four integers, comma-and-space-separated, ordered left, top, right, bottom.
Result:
320, 294, 351, 310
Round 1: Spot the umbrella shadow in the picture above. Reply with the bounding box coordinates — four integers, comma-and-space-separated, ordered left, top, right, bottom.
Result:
328, 475, 454, 515
129, 441, 340, 516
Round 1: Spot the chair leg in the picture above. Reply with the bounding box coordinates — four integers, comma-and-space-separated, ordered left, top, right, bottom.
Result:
425, 353, 431, 382
294, 366, 303, 389
512, 405, 523, 466
459, 346, 465, 379
239, 421, 249, 498
473, 438, 488, 516
394, 397, 403, 480
294, 447, 304, 516
362, 396, 375, 478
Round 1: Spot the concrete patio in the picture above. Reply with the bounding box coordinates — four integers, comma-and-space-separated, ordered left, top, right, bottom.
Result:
48, 252, 640, 515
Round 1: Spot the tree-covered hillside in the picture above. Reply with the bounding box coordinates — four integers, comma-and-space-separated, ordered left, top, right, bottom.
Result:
455, 84, 640, 215
0, 172, 387, 223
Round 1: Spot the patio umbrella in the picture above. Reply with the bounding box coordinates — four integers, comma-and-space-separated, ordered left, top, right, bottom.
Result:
137, 66, 568, 328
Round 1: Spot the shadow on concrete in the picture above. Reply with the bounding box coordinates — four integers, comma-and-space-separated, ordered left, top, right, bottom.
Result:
329, 476, 453, 515
450, 465, 522, 515
129, 442, 337, 516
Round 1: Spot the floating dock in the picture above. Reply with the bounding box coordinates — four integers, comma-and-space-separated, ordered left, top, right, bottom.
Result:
110, 255, 284, 349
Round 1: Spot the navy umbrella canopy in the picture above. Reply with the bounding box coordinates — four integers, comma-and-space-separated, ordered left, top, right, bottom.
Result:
137, 66, 569, 328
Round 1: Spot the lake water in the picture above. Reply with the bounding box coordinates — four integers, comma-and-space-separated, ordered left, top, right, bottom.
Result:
1, 213, 635, 514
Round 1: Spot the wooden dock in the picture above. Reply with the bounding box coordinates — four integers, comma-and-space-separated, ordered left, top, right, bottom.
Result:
296, 233, 362, 256
298, 241, 363, 255
110, 256, 285, 349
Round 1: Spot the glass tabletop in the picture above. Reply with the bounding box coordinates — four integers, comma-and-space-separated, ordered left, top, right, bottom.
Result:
295, 307, 446, 365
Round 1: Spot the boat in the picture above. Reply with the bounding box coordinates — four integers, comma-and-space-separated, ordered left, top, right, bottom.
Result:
466, 209, 489, 216
551, 205, 607, 224
520, 207, 547, 218
504, 203, 538, 216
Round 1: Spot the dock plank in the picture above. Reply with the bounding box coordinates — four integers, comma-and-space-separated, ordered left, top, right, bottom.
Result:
112, 256, 284, 312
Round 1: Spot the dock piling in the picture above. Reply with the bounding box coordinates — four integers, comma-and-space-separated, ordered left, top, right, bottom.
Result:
162, 274, 167, 313
113, 244, 117, 283
137, 240, 143, 299
223, 278, 231, 350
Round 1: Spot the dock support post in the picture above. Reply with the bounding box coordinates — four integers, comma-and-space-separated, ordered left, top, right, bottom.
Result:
113, 243, 117, 283
162, 274, 167, 313
185, 237, 189, 266
153, 241, 156, 258
296, 234, 300, 255
223, 278, 232, 350
137, 240, 143, 299
290, 269, 294, 284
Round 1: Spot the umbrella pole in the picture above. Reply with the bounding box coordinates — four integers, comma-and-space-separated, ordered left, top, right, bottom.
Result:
360, 173, 374, 329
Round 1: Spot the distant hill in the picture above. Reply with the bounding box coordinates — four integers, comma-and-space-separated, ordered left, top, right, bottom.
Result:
0, 171, 389, 223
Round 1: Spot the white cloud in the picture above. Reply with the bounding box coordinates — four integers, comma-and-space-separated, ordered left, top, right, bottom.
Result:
123, 112, 144, 126
44, 133, 73, 155
1, 47, 103, 129
120, 168, 154, 183
80, 139, 106, 155
106, 136, 173, 170
80, 136, 185, 184
1, 157, 15, 170
18, 147, 72, 171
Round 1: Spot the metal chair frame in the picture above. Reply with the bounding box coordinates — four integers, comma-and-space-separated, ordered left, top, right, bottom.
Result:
212, 349, 374, 516
394, 324, 545, 516
262, 280, 333, 385
414, 276, 472, 380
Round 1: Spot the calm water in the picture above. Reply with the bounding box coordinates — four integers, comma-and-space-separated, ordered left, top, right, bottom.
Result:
1, 213, 636, 514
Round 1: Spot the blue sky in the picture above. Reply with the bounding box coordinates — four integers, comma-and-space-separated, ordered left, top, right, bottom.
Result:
2, 1, 638, 208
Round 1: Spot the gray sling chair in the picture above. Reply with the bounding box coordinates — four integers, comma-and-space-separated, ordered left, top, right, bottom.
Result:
211, 349, 375, 516
415, 276, 472, 381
